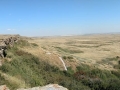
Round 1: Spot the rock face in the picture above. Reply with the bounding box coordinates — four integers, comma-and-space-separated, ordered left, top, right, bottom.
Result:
0, 36, 20, 64
17, 84, 68, 90
0, 85, 10, 90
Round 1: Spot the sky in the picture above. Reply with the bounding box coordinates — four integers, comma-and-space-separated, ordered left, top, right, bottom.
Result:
0, 0, 120, 36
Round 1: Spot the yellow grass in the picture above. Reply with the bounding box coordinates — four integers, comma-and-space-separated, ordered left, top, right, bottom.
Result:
27, 34, 120, 70
1, 34, 120, 70
0, 71, 28, 88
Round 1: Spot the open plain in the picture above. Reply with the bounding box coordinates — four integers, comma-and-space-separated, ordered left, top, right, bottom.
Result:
0, 34, 120, 90
26, 34, 120, 70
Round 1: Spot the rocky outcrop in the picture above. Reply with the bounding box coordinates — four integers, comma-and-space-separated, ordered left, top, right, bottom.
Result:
0, 85, 9, 90
0, 36, 20, 66
2, 36, 20, 47
0, 36, 20, 56
17, 84, 68, 90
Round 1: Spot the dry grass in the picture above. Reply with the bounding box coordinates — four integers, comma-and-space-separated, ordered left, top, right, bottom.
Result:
20, 46, 67, 70
27, 34, 120, 70
1, 34, 120, 70
0, 71, 27, 88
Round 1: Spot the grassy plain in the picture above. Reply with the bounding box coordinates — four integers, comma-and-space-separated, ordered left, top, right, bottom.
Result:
0, 34, 120, 90
27, 34, 120, 70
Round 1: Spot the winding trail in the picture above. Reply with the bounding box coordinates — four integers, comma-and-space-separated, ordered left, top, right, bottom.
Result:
42, 48, 67, 71
59, 57, 67, 71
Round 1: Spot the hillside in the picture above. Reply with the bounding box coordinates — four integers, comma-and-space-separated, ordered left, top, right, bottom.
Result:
0, 34, 120, 90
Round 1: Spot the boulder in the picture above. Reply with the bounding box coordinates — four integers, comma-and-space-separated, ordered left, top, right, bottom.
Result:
17, 84, 68, 90
0, 85, 9, 90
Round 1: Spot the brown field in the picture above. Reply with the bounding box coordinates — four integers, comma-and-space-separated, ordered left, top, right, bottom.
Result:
26, 34, 120, 70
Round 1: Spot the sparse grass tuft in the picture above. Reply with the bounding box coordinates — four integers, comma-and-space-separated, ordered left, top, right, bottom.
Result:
56, 47, 84, 54
62, 56, 74, 60
31, 43, 38, 47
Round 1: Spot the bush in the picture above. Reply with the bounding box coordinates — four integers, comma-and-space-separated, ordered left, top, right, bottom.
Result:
67, 56, 73, 59
62, 56, 67, 60
56, 47, 83, 54
0, 73, 6, 85
62, 56, 73, 60
31, 43, 38, 47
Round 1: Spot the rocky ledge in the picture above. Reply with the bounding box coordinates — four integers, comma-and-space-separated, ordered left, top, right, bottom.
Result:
17, 84, 68, 90
0, 84, 68, 90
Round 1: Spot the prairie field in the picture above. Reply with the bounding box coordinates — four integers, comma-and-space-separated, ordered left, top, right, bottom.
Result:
27, 34, 120, 70
0, 34, 120, 90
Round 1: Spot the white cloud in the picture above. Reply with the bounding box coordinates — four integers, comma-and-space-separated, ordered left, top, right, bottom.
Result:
7, 29, 15, 31
7, 29, 11, 31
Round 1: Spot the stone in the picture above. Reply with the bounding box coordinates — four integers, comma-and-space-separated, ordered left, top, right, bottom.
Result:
0, 85, 10, 90
17, 84, 68, 90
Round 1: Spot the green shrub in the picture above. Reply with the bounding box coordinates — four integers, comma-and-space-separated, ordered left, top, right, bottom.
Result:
118, 60, 120, 64
0, 73, 6, 85
56, 47, 83, 54
62, 56, 73, 60
31, 43, 38, 47
62, 56, 67, 60
67, 56, 74, 59
111, 71, 120, 78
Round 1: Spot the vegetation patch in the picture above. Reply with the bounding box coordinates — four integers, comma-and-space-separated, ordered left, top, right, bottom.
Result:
55, 47, 84, 54
62, 56, 74, 62
114, 59, 120, 69
75, 64, 120, 90
31, 43, 38, 47
97, 57, 119, 65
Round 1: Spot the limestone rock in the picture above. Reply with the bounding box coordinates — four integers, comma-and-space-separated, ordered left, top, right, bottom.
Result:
0, 85, 9, 90
17, 84, 68, 90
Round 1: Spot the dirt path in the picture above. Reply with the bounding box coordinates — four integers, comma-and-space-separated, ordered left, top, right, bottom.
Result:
59, 57, 67, 71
